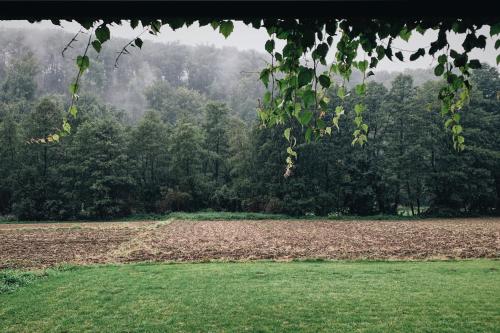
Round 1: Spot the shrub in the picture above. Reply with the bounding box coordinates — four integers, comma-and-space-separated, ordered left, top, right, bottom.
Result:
157, 188, 193, 212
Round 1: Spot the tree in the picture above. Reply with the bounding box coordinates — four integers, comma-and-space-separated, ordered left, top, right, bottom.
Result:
50, 18, 498, 175
203, 102, 231, 186
69, 117, 134, 218
12, 97, 65, 219
382, 75, 416, 214
0, 52, 38, 103
128, 110, 170, 212
0, 113, 21, 214
167, 120, 208, 210
144, 81, 205, 124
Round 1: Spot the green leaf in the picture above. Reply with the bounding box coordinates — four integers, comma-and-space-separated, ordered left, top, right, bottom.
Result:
298, 67, 314, 88
434, 64, 444, 76
294, 103, 302, 114
491, 23, 500, 36
409, 48, 425, 61
210, 21, 219, 30
286, 147, 297, 158
52, 134, 60, 142
265, 39, 275, 54
354, 113, 362, 125
305, 127, 312, 143
76, 55, 90, 72
355, 83, 366, 96
91, 40, 101, 53
130, 19, 139, 29
354, 103, 365, 115
453, 53, 468, 68
333, 117, 340, 129
384, 47, 393, 60
313, 43, 329, 60
318, 74, 331, 89
438, 54, 447, 64
302, 90, 316, 108
79, 21, 93, 30
263, 91, 271, 104
497, 54, 500, 65
95, 25, 110, 43
376, 46, 385, 60
151, 20, 161, 33
167, 18, 185, 30
337, 86, 346, 99
135, 38, 143, 49
495, 40, 500, 50
395, 51, 404, 61
361, 123, 369, 133
399, 27, 412, 42
325, 127, 332, 135
259, 68, 270, 87
452, 124, 463, 134
357, 60, 368, 73
63, 119, 71, 133
219, 21, 234, 38
69, 105, 77, 117
69, 83, 78, 94
284, 128, 291, 141
299, 111, 313, 126
468, 59, 481, 69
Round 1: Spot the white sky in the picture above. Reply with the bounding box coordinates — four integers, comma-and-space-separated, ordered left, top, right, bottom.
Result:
0, 20, 497, 72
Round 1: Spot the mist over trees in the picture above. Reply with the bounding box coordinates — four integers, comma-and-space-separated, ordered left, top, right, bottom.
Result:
0, 28, 499, 220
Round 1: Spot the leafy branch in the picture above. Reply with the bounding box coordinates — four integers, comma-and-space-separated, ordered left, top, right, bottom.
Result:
114, 27, 148, 68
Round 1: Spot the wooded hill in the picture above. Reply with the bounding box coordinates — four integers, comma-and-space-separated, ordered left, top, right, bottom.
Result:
0, 28, 498, 219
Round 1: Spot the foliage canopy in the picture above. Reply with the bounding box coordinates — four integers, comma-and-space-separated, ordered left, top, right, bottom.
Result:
37, 18, 500, 173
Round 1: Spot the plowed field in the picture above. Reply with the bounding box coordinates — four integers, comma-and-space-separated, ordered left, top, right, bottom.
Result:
1, 218, 498, 269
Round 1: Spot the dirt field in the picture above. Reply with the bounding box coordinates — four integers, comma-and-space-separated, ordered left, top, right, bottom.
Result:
0, 218, 499, 268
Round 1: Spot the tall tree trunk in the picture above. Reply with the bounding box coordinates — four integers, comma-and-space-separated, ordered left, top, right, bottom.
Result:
406, 180, 414, 216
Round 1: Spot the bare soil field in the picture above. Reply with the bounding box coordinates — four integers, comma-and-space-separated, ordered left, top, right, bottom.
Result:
1, 218, 498, 269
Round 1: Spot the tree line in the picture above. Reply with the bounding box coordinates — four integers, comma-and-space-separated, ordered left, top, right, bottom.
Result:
0, 42, 499, 220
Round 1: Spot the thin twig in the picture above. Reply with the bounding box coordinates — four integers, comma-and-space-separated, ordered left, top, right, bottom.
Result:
62, 29, 83, 57
114, 28, 148, 69
378, 38, 431, 54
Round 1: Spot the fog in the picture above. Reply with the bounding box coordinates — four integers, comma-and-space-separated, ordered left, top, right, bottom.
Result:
1, 20, 497, 72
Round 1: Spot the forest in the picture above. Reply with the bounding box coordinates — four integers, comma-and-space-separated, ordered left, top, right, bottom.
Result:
0, 28, 499, 220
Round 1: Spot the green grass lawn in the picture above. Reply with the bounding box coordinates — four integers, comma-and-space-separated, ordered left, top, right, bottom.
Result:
1, 260, 499, 332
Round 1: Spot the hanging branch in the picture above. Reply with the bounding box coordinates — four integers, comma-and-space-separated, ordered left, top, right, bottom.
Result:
68, 31, 93, 112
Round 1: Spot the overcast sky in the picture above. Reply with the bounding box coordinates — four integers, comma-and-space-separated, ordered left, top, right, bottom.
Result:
0, 20, 497, 72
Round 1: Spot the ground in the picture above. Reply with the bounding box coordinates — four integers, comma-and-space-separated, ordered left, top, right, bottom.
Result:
0, 218, 498, 269
1, 261, 499, 332
1, 218, 499, 332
